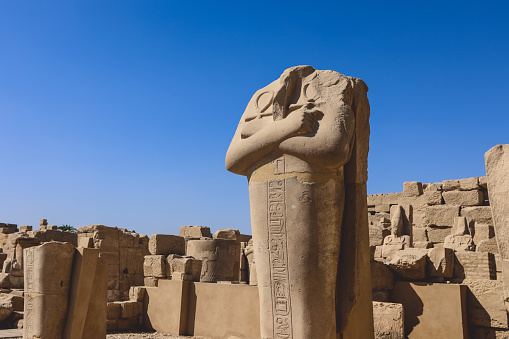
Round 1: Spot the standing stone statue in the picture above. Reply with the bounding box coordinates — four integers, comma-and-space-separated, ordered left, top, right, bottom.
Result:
226, 66, 373, 339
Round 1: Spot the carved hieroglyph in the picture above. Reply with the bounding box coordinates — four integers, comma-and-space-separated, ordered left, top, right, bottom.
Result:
226, 66, 374, 339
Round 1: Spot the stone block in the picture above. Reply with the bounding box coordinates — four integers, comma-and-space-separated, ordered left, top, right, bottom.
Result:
424, 183, 443, 192
19, 225, 32, 232
478, 176, 488, 189
369, 225, 387, 246
106, 319, 117, 331
78, 236, 94, 248
186, 238, 238, 282
459, 177, 480, 191
427, 247, 454, 278
476, 238, 499, 254
427, 226, 453, 244
424, 191, 443, 206
413, 227, 428, 243
129, 286, 146, 302
118, 300, 137, 319
443, 179, 460, 191
463, 279, 508, 329
179, 226, 212, 238
403, 181, 423, 197
388, 249, 428, 281
107, 302, 121, 319
214, 229, 241, 240
99, 251, 119, 266
461, 206, 493, 225
143, 255, 166, 278
473, 224, 495, 244
371, 261, 394, 291
425, 205, 460, 227
148, 234, 185, 256
442, 190, 483, 206
375, 204, 391, 213
454, 252, 496, 280
144, 277, 158, 287
373, 302, 404, 339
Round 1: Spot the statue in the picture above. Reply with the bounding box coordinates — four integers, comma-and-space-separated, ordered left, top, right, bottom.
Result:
226, 66, 373, 338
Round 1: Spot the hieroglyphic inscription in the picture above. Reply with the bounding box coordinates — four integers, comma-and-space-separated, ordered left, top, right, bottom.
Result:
25, 248, 34, 335
268, 179, 293, 338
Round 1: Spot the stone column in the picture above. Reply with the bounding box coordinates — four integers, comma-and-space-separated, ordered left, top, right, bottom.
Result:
24, 242, 75, 339
186, 238, 238, 282
485, 144, 509, 297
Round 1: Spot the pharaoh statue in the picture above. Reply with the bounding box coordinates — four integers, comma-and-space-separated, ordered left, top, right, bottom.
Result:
226, 66, 373, 339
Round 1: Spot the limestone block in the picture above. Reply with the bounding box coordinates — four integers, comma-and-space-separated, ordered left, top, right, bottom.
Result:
443, 179, 460, 191
214, 229, 241, 240
424, 191, 443, 206
78, 236, 94, 248
148, 234, 185, 256
454, 252, 496, 280
424, 183, 443, 192
382, 235, 411, 261
372, 302, 404, 339
143, 255, 166, 278
24, 242, 76, 339
107, 302, 121, 319
413, 241, 432, 249
442, 190, 483, 206
165, 255, 201, 282
144, 277, 158, 287
179, 226, 212, 239
369, 225, 387, 246
478, 176, 488, 189
371, 261, 394, 291
476, 238, 499, 254
427, 247, 454, 278
129, 286, 146, 302
375, 204, 391, 213
118, 300, 136, 318
459, 177, 480, 191
444, 235, 475, 252
388, 249, 428, 281
413, 227, 428, 243
19, 225, 32, 232
403, 182, 423, 197
463, 279, 508, 329
427, 226, 453, 244
473, 224, 495, 244
425, 205, 460, 227
461, 206, 493, 225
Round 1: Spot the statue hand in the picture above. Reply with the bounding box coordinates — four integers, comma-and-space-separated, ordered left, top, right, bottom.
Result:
284, 103, 321, 136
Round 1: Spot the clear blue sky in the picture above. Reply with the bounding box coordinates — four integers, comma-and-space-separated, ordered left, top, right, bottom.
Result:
1, 1, 508, 236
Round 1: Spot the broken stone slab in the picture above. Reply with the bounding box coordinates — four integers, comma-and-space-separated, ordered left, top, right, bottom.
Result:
143, 255, 166, 278
424, 183, 443, 192
148, 234, 185, 256
476, 238, 499, 254
442, 190, 484, 206
24, 242, 75, 339
388, 248, 428, 281
427, 247, 454, 278
179, 226, 212, 239
442, 179, 461, 191
372, 302, 404, 339
403, 181, 423, 197
166, 254, 202, 282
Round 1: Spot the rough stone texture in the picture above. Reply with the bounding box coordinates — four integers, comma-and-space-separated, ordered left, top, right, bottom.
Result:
24, 242, 75, 339
463, 279, 508, 329
403, 182, 423, 197
477, 238, 499, 254
225, 65, 373, 338
461, 206, 493, 225
0, 294, 14, 322
166, 255, 202, 282
442, 190, 483, 206
454, 252, 496, 281
425, 205, 460, 227
143, 255, 166, 278
427, 226, 453, 244
186, 239, 237, 282
443, 179, 461, 191
178, 226, 212, 239
388, 249, 428, 281
471, 327, 509, 339
485, 144, 509, 297
372, 302, 404, 339
474, 224, 496, 245
459, 177, 480, 191
371, 261, 394, 291
424, 191, 443, 206
427, 247, 454, 278
412, 227, 428, 243
148, 234, 185, 256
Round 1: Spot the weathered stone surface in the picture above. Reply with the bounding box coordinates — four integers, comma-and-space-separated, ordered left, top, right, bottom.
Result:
143, 255, 166, 278
388, 249, 428, 281
478, 176, 488, 189
225, 66, 373, 338
372, 302, 404, 339
485, 144, 509, 297
424, 182, 443, 192
129, 286, 146, 302
442, 190, 483, 206
148, 234, 185, 256
444, 217, 475, 252
413, 227, 428, 243
477, 238, 499, 254
460, 206, 493, 225
186, 239, 237, 282
454, 252, 496, 280
107, 302, 121, 319
473, 224, 495, 244
459, 177, 480, 191
179, 226, 212, 239
427, 226, 453, 244
425, 205, 460, 227
166, 255, 202, 282
443, 179, 460, 191
0, 273, 10, 289
427, 247, 454, 278
403, 181, 423, 197
371, 261, 394, 291
424, 191, 443, 206
464, 279, 508, 329
0, 294, 13, 322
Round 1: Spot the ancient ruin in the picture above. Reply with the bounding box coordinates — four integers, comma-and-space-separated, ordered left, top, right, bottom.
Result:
0, 65, 506, 339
